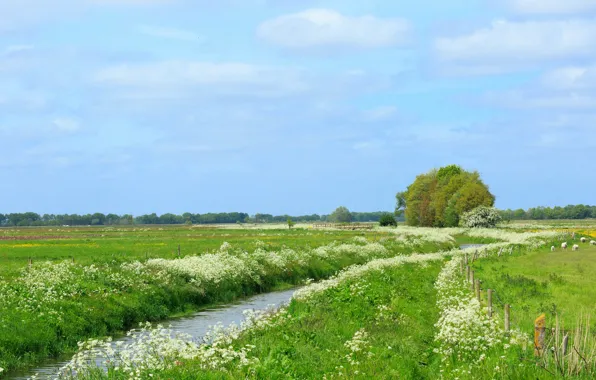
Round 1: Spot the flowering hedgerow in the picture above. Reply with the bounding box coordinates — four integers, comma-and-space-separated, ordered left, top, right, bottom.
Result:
378, 226, 457, 246
0, 261, 171, 324
459, 207, 502, 228
293, 252, 446, 301
144, 240, 393, 295
433, 256, 529, 378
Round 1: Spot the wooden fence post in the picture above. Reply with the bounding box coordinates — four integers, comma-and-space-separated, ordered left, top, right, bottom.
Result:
504, 304, 511, 332
487, 289, 493, 318
534, 314, 546, 356
470, 271, 475, 292
475, 279, 481, 302
562, 334, 569, 355
466, 266, 471, 282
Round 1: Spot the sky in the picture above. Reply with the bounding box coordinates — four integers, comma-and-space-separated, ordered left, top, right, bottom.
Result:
1, 0, 595, 216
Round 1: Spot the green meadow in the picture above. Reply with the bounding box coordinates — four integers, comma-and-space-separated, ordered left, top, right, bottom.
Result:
0, 225, 451, 374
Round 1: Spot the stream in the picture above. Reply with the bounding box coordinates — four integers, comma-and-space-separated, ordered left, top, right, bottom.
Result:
460, 244, 487, 250
6, 287, 298, 380
8, 245, 485, 379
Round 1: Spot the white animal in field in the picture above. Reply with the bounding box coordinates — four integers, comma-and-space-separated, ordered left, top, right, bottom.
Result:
581, 237, 587, 243
591, 240, 596, 246
551, 246, 555, 252
572, 244, 579, 251
562, 242, 568, 250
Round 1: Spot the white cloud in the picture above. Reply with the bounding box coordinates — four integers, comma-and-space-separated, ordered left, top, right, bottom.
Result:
90, 0, 175, 4
93, 61, 310, 98
483, 90, 596, 109
53, 117, 81, 133
137, 25, 204, 42
0, 0, 175, 32
541, 66, 596, 89
435, 19, 596, 70
257, 8, 410, 50
479, 64, 596, 110
91, 60, 389, 102
506, 0, 596, 14
361, 106, 398, 122
3, 45, 35, 55
352, 139, 387, 157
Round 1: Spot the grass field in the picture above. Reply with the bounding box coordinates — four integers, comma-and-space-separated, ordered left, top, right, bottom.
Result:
4, 223, 596, 379
0, 224, 454, 375
472, 241, 596, 334
0, 225, 386, 278
508, 219, 596, 226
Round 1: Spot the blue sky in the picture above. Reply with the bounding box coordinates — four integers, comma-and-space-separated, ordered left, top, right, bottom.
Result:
1, 0, 595, 216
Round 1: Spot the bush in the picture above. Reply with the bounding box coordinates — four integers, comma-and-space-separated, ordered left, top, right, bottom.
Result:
379, 213, 397, 227
459, 206, 502, 228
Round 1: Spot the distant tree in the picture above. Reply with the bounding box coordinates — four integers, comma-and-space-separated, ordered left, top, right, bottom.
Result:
120, 214, 134, 225
513, 209, 526, 219
287, 217, 295, 229
398, 165, 495, 227
453, 181, 495, 216
182, 212, 193, 225
379, 213, 397, 227
395, 191, 407, 217
330, 206, 352, 223
403, 171, 437, 226
91, 213, 106, 225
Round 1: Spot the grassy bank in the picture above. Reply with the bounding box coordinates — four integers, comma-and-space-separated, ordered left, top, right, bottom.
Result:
60, 258, 447, 379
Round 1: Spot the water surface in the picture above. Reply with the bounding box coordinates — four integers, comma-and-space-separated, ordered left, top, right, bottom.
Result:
8, 288, 297, 380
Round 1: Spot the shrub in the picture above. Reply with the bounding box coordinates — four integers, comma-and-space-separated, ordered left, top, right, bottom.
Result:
459, 206, 502, 228
379, 213, 397, 227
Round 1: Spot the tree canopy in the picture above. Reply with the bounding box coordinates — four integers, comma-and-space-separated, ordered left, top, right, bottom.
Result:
398, 165, 495, 227
329, 206, 353, 223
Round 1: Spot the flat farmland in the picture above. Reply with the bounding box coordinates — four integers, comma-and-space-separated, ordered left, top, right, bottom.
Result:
0, 224, 385, 278
1, 224, 453, 374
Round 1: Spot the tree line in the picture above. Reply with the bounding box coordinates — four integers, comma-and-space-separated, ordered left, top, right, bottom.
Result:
500, 205, 596, 221
0, 211, 394, 227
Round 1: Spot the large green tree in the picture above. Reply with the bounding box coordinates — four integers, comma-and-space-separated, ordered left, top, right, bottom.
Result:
398, 165, 495, 227
329, 206, 353, 223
